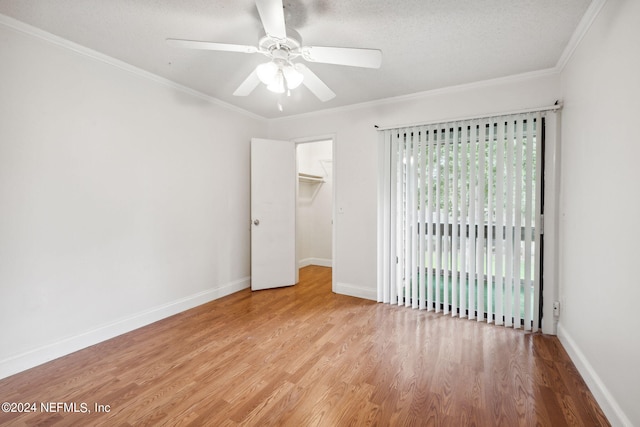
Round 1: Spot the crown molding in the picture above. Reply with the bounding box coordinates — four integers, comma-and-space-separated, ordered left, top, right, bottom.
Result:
2, 0, 605, 126
555, 0, 609, 71
0, 13, 267, 122
270, 67, 560, 123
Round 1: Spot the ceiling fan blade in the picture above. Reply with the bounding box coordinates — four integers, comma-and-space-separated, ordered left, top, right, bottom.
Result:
296, 64, 335, 102
302, 46, 382, 69
255, 0, 287, 40
233, 69, 261, 96
166, 38, 258, 54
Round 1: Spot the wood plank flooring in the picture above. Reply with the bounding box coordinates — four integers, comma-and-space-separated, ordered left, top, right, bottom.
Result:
0, 266, 609, 426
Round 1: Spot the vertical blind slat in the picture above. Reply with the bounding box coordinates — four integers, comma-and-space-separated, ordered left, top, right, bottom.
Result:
426, 126, 434, 310
468, 122, 477, 320
524, 118, 534, 330
451, 125, 460, 316
395, 130, 403, 305
435, 126, 443, 313
505, 117, 515, 327
459, 124, 468, 318
402, 133, 409, 305
494, 120, 505, 326
443, 126, 451, 315
411, 128, 420, 308
383, 111, 541, 331
389, 131, 396, 304
486, 122, 495, 323
418, 127, 427, 310
409, 130, 416, 307
533, 113, 542, 332
513, 118, 524, 328
476, 121, 486, 322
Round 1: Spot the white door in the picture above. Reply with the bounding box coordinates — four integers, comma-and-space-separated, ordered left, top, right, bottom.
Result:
251, 138, 297, 290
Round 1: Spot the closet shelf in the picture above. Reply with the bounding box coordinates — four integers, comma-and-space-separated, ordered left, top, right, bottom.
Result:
298, 172, 325, 183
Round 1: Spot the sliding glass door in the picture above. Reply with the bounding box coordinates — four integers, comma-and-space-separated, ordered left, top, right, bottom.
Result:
379, 113, 543, 331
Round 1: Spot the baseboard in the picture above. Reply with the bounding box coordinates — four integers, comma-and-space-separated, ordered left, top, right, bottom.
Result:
0, 277, 250, 380
334, 282, 376, 301
557, 323, 632, 427
298, 257, 332, 268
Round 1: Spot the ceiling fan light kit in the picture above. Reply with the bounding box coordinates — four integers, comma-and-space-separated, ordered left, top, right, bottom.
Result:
167, 0, 382, 105
255, 44, 304, 94
282, 64, 304, 90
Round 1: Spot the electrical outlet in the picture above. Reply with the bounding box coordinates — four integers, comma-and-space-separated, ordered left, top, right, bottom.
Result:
553, 301, 560, 316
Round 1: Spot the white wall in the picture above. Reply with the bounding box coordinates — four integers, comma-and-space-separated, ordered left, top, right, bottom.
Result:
297, 140, 333, 267
558, 1, 640, 425
269, 71, 561, 300
0, 20, 265, 378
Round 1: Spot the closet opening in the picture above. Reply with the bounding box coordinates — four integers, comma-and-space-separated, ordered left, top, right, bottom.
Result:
296, 138, 334, 278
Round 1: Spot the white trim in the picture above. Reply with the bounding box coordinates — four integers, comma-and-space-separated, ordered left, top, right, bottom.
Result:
0, 277, 250, 380
555, 0, 609, 71
266, 0, 603, 123
299, 257, 332, 268
0, 9, 573, 124
541, 111, 560, 334
269, 68, 561, 122
0, 13, 266, 122
335, 282, 377, 301
557, 323, 633, 427
370, 68, 559, 106
292, 134, 336, 144
1, 0, 603, 124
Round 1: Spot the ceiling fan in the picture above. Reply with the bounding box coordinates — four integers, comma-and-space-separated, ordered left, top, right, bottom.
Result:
166, 0, 382, 102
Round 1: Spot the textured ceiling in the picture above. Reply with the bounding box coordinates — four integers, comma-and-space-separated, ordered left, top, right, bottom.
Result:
0, 0, 592, 118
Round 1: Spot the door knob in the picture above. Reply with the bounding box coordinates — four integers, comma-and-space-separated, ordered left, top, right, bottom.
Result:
253, 219, 260, 226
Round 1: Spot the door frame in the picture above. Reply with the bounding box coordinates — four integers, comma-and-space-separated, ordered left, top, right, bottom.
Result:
292, 134, 337, 293
541, 112, 560, 335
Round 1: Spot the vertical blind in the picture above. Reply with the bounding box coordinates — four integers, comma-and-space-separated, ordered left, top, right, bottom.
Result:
378, 113, 542, 330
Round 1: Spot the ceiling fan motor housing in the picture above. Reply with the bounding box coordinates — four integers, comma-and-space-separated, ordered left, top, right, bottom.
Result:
258, 28, 302, 60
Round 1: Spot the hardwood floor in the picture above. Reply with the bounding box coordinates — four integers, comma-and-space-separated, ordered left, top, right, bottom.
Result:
0, 266, 608, 426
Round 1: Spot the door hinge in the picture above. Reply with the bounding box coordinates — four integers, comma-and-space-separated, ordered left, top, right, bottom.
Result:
540, 214, 544, 235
